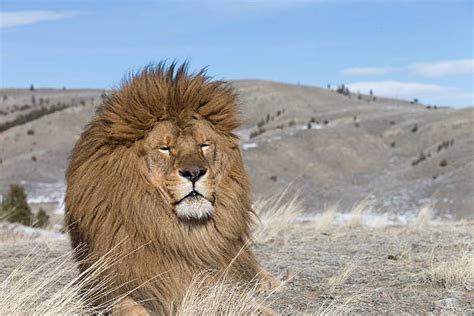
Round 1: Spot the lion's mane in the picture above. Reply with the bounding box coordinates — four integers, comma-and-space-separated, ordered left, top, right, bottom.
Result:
65, 63, 261, 313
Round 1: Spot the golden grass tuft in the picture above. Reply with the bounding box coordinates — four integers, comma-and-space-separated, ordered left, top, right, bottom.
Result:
429, 251, 474, 290
313, 204, 338, 231
0, 247, 108, 314
344, 197, 373, 228
253, 189, 303, 244
413, 205, 433, 228
174, 272, 270, 316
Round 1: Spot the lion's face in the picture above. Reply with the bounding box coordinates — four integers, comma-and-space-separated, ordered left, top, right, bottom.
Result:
140, 119, 229, 220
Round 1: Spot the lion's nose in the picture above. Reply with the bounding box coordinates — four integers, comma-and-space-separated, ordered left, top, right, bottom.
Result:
179, 166, 207, 183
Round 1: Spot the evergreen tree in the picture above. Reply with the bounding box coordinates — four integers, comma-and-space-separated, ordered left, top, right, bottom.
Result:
1, 184, 33, 225
33, 208, 50, 228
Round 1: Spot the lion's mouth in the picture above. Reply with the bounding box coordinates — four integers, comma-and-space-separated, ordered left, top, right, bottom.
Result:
176, 190, 206, 205
174, 190, 214, 220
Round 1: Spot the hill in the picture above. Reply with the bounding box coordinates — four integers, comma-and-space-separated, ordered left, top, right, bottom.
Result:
0, 81, 472, 220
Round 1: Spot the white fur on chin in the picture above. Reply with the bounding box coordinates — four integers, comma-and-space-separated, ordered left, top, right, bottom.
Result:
175, 196, 214, 220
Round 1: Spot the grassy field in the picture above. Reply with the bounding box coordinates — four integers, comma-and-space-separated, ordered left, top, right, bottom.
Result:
0, 198, 472, 314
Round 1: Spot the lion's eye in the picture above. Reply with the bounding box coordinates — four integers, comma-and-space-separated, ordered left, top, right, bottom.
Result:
159, 146, 171, 153
200, 144, 210, 150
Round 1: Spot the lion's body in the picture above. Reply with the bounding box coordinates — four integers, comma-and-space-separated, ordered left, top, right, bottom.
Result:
65, 63, 272, 314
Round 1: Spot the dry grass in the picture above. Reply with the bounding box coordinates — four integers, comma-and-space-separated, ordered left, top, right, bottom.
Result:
0, 241, 158, 314
344, 197, 373, 228
1, 195, 473, 314
413, 205, 433, 229
253, 189, 303, 244
312, 204, 338, 231
0, 247, 105, 314
327, 263, 357, 294
0, 242, 276, 315
429, 251, 474, 290
174, 272, 270, 316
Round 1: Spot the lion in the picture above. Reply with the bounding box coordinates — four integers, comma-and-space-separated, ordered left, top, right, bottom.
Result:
65, 62, 279, 314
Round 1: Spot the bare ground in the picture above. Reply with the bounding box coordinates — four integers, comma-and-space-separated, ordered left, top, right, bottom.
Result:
1, 220, 472, 314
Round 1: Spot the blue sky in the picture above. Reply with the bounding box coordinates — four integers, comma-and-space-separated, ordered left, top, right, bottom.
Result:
1, 0, 472, 107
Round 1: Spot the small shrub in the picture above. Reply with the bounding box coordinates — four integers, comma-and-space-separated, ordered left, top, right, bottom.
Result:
440, 159, 448, 167
31, 156, 37, 162
27, 129, 35, 135
33, 208, 50, 228
0, 184, 33, 225
412, 152, 426, 166
390, 142, 396, 148
289, 120, 296, 127
336, 84, 350, 96
29, 84, 35, 91
411, 124, 418, 133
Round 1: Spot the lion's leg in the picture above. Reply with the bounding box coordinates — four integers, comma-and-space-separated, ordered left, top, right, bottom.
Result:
112, 297, 150, 316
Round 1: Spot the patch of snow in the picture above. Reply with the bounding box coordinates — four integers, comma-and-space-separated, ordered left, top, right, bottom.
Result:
299, 211, 431, 227
235, 127, 255, 142
0, 222, 65, 240
242, 143, 258, 150
21, 181, 65, 205
311, 124, 322, 130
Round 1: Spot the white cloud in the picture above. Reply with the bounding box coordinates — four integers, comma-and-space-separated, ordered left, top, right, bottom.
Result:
342, 67, 392, 75
0, 11, 82, 28
409, 59, 474, 77
346, 80, 450, 98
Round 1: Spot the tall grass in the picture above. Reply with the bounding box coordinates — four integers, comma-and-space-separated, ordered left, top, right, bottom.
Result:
429, 251, 474, 290
253, 188, 303, 244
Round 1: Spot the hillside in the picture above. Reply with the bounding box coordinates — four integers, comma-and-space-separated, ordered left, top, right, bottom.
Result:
0, 81, 472, 220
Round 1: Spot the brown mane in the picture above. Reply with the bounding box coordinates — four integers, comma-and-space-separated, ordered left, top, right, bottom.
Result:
65, 63, 272, 314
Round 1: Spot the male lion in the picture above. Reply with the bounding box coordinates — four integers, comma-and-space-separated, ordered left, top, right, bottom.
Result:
65, 63, 279, 314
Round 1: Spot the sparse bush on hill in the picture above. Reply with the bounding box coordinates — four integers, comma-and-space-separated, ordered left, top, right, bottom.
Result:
29, 84, 35, 91
0, 103, 70, 133
26, 129, 35, 135
412, 151, 427, 166
0, 184, 33, 226
411, 124, 418, 133
336, 84, 350, 96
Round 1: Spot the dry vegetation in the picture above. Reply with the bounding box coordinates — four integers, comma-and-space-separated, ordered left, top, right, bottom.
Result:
0, 196, 472, 314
